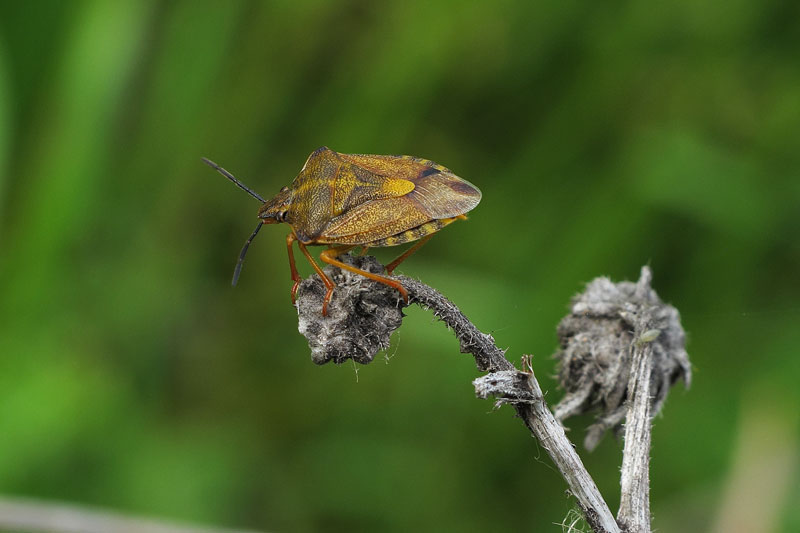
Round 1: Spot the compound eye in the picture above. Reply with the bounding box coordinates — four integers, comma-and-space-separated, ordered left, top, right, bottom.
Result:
276, 210, 288, 222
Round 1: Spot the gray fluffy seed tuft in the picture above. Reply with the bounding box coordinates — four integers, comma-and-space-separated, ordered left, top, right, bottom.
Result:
295, 255, 406, 365
552, 266, 691, 450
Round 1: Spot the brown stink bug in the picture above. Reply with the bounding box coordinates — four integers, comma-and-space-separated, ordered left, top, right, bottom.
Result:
203, 147, 481, 315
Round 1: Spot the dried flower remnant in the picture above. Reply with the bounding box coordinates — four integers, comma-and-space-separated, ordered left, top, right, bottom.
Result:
295, 255, 405, 365
553, 267, 691, 450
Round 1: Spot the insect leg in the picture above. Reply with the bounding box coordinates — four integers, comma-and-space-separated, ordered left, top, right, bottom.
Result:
320, 247, 409, 306
297, 241, 339, 316
286, 232, 303, 303
384, 233, 435, 274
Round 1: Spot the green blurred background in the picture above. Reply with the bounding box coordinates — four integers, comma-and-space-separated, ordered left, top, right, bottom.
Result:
1, 1, 799, 531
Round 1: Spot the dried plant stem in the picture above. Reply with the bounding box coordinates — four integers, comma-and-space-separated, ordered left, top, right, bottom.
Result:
396, 276, 621, 533
617, 332, 653, 532
519, 364, 621, 533
297, 261, 676, 533
616, 271, 660, 533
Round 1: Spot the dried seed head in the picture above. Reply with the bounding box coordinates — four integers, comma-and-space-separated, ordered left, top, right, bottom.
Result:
552, 266, 691, 450
296, 255, 405, 365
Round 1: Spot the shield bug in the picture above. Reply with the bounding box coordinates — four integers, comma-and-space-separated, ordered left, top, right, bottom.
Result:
204, 147, 481, 315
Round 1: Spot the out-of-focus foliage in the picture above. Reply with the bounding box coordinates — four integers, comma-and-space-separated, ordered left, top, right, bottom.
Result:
1, 1, 798, 531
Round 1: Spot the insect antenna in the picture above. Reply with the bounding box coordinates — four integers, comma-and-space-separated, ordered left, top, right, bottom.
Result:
232, 221, 263, 287
202, 157, 265, 203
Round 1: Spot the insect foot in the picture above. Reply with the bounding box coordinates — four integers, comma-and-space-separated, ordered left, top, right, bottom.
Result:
295, 255, 406, 365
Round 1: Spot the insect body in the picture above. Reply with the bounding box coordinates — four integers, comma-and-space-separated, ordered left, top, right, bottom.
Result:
204, 147, 481, 315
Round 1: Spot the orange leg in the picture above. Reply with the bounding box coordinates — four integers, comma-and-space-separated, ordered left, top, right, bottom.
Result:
320, 246, 409, 307
297, 241, 338, 315
286, 233, 303, 303
385, 233, 435, 274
